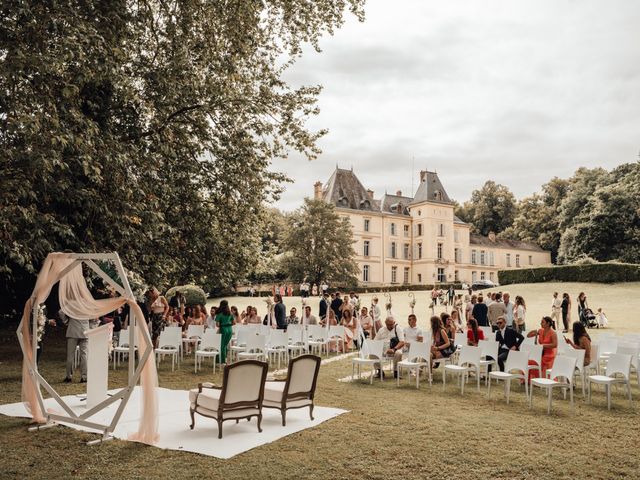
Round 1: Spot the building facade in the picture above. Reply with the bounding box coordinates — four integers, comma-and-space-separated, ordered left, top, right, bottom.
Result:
315, 168, 551, 286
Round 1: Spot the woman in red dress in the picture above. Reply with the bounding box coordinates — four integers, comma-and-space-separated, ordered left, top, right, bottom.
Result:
527, 316, 558, 380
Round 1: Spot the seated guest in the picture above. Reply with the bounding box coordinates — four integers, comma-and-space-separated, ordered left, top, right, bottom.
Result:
300, 305, 318, 326
564, 321, 591, 366
450, 309, 463, 332
359, 307, 373, 338
373, 316, 405, 378
246, 306, 261, 324
441, 312, 456, 347
240, 305, 252, 323
466, 318, 485, 346
403, 314, 424, 348
430, 315, 453, 362
495, 316, 524, 371
287, 307, 300, 325
472, 295, 489, 326
527, 316, 558, 378
320, 309, 338, 327
205, 306, 217, 329
341, 309, 357, 351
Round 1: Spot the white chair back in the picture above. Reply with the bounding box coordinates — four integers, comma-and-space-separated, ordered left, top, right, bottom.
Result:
556, 338, 571, 354
480, 326, 493, 340
479, 340, 499, 361
605, 353, 632, 379
599, 337, 618, 356
457, 345, 482, 367
158, 327, 182, 350
521, 344, 543, 368
457, 330, 468, 347
235, 329, 250, 346
308, 325, 324, 339
406, 341, 430, 363
259, 324, 272, 336
186, 324, 205, 339
363, 339, 384, 360
269, 330, 288, 348
245, 334, 267, 353
288, 327, 304, 345
117, 329, 129, 347
586, 343, 599, 370
548, 355, 577, 383
564, 348, 586, 371
617, 344, 639, 369
503, 350, 529, 375
521, 335, 536, 346
199, 330, 222, 351
329, 325, 346, 340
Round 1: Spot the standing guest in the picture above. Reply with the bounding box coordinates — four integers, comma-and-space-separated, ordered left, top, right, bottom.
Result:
514, 296, 527, 333
359, 307, 374, 339
206, 306, 217, 329
287, 307, 300, 325
551, 292, 562, 331
274, 293, 287, 330
527, 316, 558, 378
595, 308, 608, 328
472, 295, 489, 327
146, 288, 169, 348
466, 295, 476, 322
169, 290, 182, 311
447, 286, 455, 306
494, 316, 524, 371
240, 305, 252, 323
311, 283, 318, 296
577, 292, 588, 326
561, 293, 571, 333
300, 282, 306, 298
341, 309, 357, 351
502, 292, 514, 329
287, 284, 293, 297
430, 288, 438, 307
331, 291, 344, 323
464, 288, 472, 303
454, 294, 464, 323
485, 293, 494, 307
60, 310, 90, 383
430, 315, 453, 363
301, 305, 318, 326
230, 305, 240, 325
373, 316, 405, 378
466, 318, 485, 347
215, 300, 235, 365
319, 293, 329, 321
370, 296, 382, 332
441, 312, 456, 347
564, 321, 592, 366
321, 281, 329, 295
487, 292, 507, 331
404, 314, 424, 347
320, 309, 338, 327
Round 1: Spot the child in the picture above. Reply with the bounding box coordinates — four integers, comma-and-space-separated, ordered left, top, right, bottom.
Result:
596, 308, 608, 328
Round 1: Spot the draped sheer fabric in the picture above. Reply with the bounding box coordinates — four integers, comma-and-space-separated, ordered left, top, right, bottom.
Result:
20, 253, 159, 444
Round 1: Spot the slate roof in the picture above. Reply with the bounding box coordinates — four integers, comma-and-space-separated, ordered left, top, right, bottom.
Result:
454, 215, 468, 225
469, 234, 546, 252
380, 193, 412, 216
322, 168, 377, 211
409, 171, 453, 205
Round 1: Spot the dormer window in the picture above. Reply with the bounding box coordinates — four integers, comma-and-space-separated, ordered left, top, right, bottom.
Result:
360, 199, 371, 209
339, 196, 349, 207
434, 190, 443, 201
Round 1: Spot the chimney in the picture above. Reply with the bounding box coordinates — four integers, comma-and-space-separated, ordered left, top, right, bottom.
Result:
366, 189, 374, 199
314, 181, 323, 200
488, 231, 496, 242
396, 190, 402, 196
419, 170, 427, 182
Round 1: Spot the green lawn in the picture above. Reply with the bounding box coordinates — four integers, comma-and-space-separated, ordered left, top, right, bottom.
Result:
0, 282, 639, 479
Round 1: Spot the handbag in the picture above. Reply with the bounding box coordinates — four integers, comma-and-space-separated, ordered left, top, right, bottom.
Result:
389, 326, 400, 350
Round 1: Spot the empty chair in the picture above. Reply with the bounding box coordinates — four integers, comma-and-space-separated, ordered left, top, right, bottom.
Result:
155, 327, 182, 371
443, 345, 482, 395
529, 355, 577, 414
478, 340, 499, 383
263, 355, 321, 426
617, 343, 640, 386
195, 330, 222, 373
266, 330, 289, 369
520, 344, 543, 379
521, 335, 536, 347
598, 337, 619, 364
308, 329, 330, 356
189, 360, 268, 438
237, 334, 267, 362
182, 324, 205, 358
488, 349, 529, 403
328, 325, 346, 354
259, 324, 272, 336
397, 340, 432, 388
229, 329, 251, 362
352, 339, 385, 384
585, 343, 600, 376
563, 348, 586, 397
287, 326, 306, 359
588, 353, 633, 410
480, 326, 493, 341
113, 328, 137, 369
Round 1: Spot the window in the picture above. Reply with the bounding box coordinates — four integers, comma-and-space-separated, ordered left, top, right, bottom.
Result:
362, 265, 369, 282
472, 271, 477, 282
417, 224, 423, 236
454, 270, 459, 282
417, 243, 423, 259
489, 252, 495, 266
437, 268, 446, 282
529, 255, 533, 265
437, 243, 443, 259
403, 225, 409, 237
489, 272, 495, 281
403, 243, 410, 260
506, 254, 511, 267
471, 250, 477, 265
391, 266, 398, 284
417, 273, 422, 283
516, 254, 520, 267
454, 248, 461, 263
391, 242, 397, 259
390, 223, 396, 236
480, 271, 486, 280
403, 267, 410, 284
480, 250, 485, 265
363, 240, 370, 257
438, 223, 445, 237
364, 219, 370, 232
454, 230, 460, 243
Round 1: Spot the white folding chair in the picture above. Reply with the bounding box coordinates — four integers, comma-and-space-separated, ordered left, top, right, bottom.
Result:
195, 330, 222, 373
397, 340, 431, 388
329, 325, 346, 354
352, 339, 384, 384
443, 345, 482, 395
617, 343, 640, 386
266, 330, 289, 369
182, 324, 205, 359
563, 348, 586, 397
155, 327, 182, 371
488, 349, 529, 403
521, 344, 543, 379
230, 329, 251, 362
588, 353, 633, 410
529, 355, 577, 414
237, 334, 267, 361
478, 340, 499, 384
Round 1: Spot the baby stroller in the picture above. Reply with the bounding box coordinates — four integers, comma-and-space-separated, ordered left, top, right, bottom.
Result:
580, 308, 598, 328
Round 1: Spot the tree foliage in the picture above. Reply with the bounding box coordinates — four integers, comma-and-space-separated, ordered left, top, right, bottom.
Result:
281, 199, 359, 286
0, 0, 365, 314
455, 181, 517, 236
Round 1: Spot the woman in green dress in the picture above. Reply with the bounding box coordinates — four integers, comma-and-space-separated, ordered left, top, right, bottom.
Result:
215, 300, 235, 364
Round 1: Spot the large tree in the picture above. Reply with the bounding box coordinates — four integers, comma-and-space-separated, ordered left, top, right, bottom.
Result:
281, 199, 359, 286
455, 181, 517, 236
0, 0, 365, 314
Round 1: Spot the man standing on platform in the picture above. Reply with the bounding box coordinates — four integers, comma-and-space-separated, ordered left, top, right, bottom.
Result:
274, 294, 287, 330
60, 310, 90, 383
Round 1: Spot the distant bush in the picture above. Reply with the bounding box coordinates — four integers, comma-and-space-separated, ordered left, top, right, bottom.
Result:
499, 262, 640, 285
165, 284, 207, 306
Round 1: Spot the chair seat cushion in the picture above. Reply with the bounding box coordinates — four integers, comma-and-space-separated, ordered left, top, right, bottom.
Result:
489, 371, 516, 379
263, 381, 285, 402
531, 378, 560, 387
189, 387, 221, 411
263, 398, 311, 408
445, 365, 468, 372
589, 375, 617, 384
156, 347, 178, 354
194, 405, 259, 419
195, 349, 218, 356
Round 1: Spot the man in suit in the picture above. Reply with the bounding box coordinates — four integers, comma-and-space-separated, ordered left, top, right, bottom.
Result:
495, 315, 524, 371
319, 293, 329, 321
60, 310, 91, 383
330, 291, 343, 323
273, 294, 287, 330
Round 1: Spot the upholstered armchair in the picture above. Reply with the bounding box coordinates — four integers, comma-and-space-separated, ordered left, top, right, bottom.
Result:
189, 360, 268, 438
262, 354, 321, 426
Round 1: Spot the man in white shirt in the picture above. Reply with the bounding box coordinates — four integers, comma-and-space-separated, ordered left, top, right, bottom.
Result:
403, 314, 423, 349
359, 307, 373, 338
300, 306, 317, 326
373, 316, 405, 378
551, 292, 562, 329
503, 292, 514, 328
370, 297, 382, 331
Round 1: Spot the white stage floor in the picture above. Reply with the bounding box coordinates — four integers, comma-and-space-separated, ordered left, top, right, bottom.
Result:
0, 387, 347, 459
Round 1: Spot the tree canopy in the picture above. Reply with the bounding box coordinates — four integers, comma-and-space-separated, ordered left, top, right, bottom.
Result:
455, 181, 517, 236
0, 0, 365, 314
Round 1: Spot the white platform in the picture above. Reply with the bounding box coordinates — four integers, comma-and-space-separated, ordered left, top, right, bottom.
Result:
0, 387, 347, 459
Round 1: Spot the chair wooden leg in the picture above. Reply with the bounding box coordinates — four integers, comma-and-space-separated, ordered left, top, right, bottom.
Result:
258, 413, 263, 433
309, 404, 314, 421
281, 410, 286, 426
217, 419, 223, 439
189, 409, 195, 430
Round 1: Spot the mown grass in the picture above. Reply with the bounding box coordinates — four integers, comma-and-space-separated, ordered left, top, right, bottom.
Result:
1, 282, 639, 479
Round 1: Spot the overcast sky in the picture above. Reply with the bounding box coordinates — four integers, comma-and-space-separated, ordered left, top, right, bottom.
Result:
271, 0, 640, 211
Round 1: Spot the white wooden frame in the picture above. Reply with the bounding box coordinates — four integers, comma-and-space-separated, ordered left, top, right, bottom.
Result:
16, 252, 154, 444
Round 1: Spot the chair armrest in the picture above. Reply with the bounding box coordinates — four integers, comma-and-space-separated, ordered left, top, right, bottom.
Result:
198, 382, 221, 392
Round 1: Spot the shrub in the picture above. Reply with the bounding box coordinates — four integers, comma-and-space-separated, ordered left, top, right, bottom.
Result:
165, 284, 207, 306
498, 262, 640, 285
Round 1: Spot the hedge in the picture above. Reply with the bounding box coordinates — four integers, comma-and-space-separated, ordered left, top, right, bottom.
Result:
498, 262, 640, 285
165, 284, 207, 306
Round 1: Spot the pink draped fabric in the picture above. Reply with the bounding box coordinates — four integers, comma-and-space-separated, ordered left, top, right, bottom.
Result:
20, 253, 159, 444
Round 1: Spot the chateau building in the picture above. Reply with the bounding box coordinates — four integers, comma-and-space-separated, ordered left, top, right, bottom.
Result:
314, 168, 551, 286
